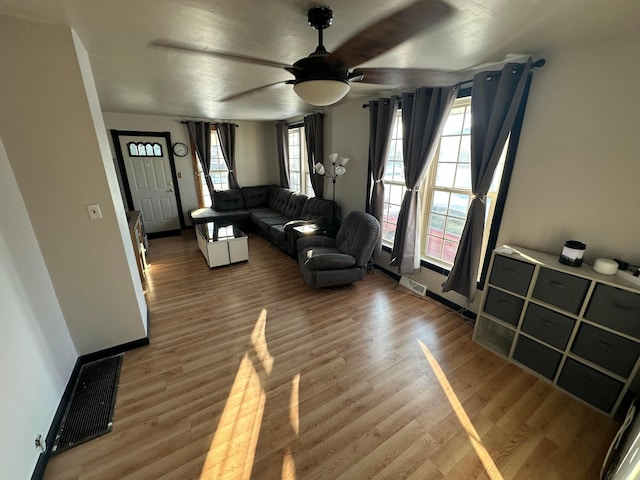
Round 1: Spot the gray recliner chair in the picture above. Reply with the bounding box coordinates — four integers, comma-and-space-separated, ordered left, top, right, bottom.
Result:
297, 211, 380, 288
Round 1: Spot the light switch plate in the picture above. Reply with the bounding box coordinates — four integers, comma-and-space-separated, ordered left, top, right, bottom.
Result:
86, 203, 102, 220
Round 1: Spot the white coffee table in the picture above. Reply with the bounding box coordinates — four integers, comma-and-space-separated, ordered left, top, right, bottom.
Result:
195, 222, 249, 268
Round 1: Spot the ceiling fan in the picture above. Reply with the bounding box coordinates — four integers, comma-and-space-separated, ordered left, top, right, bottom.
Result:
151, 0, 479, 106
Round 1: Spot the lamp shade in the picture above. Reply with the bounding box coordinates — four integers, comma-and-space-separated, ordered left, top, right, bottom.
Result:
293, 80, 350, 106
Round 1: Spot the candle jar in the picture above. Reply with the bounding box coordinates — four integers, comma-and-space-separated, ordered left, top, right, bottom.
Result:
559, 240, 586, 267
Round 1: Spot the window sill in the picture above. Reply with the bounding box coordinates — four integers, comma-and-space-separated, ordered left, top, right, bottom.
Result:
381, 244, 451, 276
381, 243, 488, 291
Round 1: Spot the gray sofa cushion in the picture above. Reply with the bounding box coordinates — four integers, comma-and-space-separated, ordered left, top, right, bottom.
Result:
241, 185, 269, 208
212, 189, 244, 211
250, 209, 283, 224
283, 192, 307, 218
257, 215, 291, 233
303, 248, 356, 270
269, 224, 287, 244
268, 187, 294, 215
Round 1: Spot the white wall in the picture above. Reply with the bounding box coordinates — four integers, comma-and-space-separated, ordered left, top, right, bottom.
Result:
102, 112, 277, 222
497, 33, 640, 266
0, 15, 147, 354
325, 102, 371, 216
0, 137, 77, 480
324, 33, 640, 311
73, 30, 148, 337
237, 120, 279, 186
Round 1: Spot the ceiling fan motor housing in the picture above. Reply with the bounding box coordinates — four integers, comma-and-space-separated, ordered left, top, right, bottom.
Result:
287, 6, 349, 86
287, 55, 349, 84
307, 7, 334, 30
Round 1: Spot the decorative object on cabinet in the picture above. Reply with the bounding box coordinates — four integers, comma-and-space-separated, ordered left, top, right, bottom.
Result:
559, 239, 586, 266
593, 258, 618, 275
474, 245, 640, 416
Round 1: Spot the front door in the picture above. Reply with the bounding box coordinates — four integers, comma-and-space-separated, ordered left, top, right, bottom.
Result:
116, 133, 181, 234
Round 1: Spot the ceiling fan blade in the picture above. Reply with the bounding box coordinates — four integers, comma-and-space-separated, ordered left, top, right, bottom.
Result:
150, 40, 295, 70
328, 0, 453, 68
352, 67, 469, 86
218, 81, 292, 102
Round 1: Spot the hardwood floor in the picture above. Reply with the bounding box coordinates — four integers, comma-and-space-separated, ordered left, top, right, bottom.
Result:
44, 231, 620, 480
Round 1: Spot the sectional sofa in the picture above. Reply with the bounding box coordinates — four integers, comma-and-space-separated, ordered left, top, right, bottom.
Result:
189, 184, 338, 256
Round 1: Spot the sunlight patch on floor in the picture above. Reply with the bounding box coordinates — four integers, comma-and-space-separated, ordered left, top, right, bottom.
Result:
200, 309, 299, 480
282, 447, 296, 480
418, 339, 504, 480
252, 308, 274, 375
290, 373, 301, 436
199, 352, 266, 479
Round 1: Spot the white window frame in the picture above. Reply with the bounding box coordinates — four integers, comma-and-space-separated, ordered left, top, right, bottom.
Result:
381, 109, 405, 244
287, 125, 314, 196
420, 97, 505, 271
381, 97, 507, 275
194, 127, 229, 206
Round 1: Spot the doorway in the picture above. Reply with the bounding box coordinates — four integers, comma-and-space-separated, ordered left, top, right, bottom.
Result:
111, 130, 185, 237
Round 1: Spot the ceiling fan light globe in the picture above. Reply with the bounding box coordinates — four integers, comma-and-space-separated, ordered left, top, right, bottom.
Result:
293, 80, 350, 106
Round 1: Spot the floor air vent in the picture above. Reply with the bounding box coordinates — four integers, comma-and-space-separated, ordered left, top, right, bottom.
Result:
399, 276, 428, 296
52, 354, 123, 454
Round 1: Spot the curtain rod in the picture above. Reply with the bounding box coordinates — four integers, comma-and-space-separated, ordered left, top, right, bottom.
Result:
180, 120, 239, 127
362, 58, 545, 109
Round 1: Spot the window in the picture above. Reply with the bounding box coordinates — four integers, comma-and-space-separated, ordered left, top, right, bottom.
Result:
381, 97, 507, 276
194, 127, 229, 207
381, 109, 404, 243
287, 125, 314, 196
127, 142, 162, 157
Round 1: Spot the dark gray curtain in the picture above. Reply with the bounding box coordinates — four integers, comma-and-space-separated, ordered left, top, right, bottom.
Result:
390, 87, 457, 274
304, 113, 324, 198
367, 96, 399, 221
442, 58, 533, 301
366, 96, 399, 259
275, 121, 290, 188
215, 122, 240, 189
185, 120, 214, 202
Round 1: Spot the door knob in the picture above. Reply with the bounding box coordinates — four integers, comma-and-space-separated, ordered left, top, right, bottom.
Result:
167, 182, 174, 192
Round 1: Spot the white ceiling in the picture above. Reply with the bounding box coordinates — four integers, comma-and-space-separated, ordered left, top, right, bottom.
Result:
1, 0, 638, 121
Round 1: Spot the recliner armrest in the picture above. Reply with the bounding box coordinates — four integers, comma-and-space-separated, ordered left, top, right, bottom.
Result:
297, 235, 336, 250
304, 252, 356, 271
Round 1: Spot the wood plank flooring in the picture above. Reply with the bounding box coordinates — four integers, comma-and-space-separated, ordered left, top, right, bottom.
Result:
43, 231, 620, 480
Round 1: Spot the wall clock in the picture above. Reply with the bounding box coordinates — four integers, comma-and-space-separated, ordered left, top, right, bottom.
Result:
172, 142, 188, 157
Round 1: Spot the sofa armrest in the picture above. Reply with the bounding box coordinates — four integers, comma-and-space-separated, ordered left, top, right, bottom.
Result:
283, 219, 310, 232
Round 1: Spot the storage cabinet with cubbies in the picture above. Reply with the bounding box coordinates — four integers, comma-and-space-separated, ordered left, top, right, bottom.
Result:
474, 246, 640, 415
